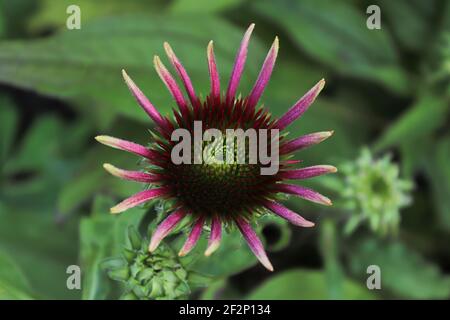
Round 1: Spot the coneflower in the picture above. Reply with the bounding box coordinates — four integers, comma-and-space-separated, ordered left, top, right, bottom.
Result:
96, 24, 336, 271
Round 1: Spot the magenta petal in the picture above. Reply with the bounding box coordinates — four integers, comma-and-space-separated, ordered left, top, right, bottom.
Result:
279, 165, 337, 180
103, 163, 160, 183
263, 200, 314, 227
110, 187, 168, 214
247, 37, 279, 110
121, 70, 167, 129
207, 41, 221, 99
179, 216, 205, 256
154, 56, 189, 117
95, 135, 157, 159
164, 42, 200, 108
276, 79, 325, 130
149, 208, 186, 252
205, 216, 222, 256
226, 23, 255, 103
280, 131, 334, 154
276, 184, 332, 206
235, 217, 273, 271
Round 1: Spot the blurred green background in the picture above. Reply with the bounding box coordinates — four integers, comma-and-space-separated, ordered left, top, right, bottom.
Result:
0, 0, 450, 300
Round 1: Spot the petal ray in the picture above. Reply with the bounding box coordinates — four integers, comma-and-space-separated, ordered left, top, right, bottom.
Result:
235, 217, 273, 271
179, 216, 205, 256
276, 79, 325, 130
103, 163, 160, 183
207, 41, 221, 99
110, 187, 168, 214
122, 70, 167, 129
226, 23, 255, 103
247, 37, 279, 110
154, 56, 189, 117
276, 183, 332, 206
280, 131, 333, 154
263, 200, 314, 227
149, 208, 186, 252
279, 165, 337, 180
95, 135, 157, 159
205, 216, 222, 256
164, 42, 200, 108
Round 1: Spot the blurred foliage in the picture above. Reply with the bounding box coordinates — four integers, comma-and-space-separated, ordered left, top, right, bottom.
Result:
0, 0, 449, 300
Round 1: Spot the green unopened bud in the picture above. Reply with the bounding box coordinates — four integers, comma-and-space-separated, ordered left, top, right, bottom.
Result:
340, 148, 413, 236
105, 226, 199, 300
128, 225, 142, 250
108, 267, 129, 281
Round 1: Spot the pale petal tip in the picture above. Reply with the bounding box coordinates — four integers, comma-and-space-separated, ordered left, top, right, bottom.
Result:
95, 135, 110, 145
262, 258, 274, 272
273, 36, 279, 50
164, 42, 174, 57
153, 55, 161, 66
329, 165, 338, 173
204, 241, 220, 256
103, 163, 114, 172
318, 78, 326, 91
109, 205, 123, 215
247, 23, 255, 32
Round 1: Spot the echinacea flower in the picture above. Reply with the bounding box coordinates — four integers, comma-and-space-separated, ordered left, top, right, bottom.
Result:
341, 148, 413, 236
96, 24, 335, 271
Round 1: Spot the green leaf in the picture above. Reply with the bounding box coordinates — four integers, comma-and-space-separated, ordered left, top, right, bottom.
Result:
349, 238, 450, 299
246, 269, 376, 300
252, 0, 409, 94
0, 15, 266, 126
375, 93, 449, 151
0, 250, 34, 299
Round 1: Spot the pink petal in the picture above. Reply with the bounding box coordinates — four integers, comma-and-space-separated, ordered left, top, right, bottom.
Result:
110, 187, 168, 214
207, 41, 221, 99
121, 70, 167, 129
164, 42, 200, 108
247, 37, 279, 110
179, 216, 205, 256
95, 135, 157, 159
235, 217, 273, 271
149, 208, 186, 252
205, 216, 222, 256
279, 165, 337, 180
154, 56, 189, 117
263, 200, 314, 227
226, 23, 255, 103
276, 79, 325, 130
276, 183, 332, 206
103, 163, 160, 183
280, 131, 334, 154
